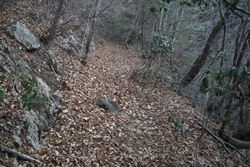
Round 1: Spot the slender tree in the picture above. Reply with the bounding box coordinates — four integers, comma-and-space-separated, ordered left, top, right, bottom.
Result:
83, 0, 102, 65
180, 11, 230, 87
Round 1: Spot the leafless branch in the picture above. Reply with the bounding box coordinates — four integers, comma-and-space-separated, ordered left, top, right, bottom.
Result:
0, 144, 45, 164
223, 0, 250, 16
196, 120, 250, 164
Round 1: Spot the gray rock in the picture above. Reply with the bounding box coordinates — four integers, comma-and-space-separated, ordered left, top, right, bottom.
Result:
1, 42, 61, 150
1, 29, 61, 151
56, 30, 96, 57
8, 22, 40, 51
0, 63, 10, 73
8, 46, 31, 75
35, 77, 62, 129
181, 123, 190, 134
96, 97, 120, 113
183, 109, 190, 114
12, 135, 23, 147
19, 77, 61, 150
12, 159, 19, 167
0, 40, 8, 51
56, 31, 81, 57
23, 110, 41, 150
36, 77, 51, 97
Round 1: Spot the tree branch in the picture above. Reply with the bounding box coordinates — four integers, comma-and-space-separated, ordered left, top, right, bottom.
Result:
195, 121, 250, 164
223, 0, 250, 16
0, 144, 45, 164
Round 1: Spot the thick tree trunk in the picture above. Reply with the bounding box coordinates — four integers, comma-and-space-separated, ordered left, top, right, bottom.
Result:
227, 136, 250, 149
180, 12, 230, 87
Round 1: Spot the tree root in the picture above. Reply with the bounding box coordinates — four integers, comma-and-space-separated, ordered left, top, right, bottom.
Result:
196, 120, 250, 164
0, 143, 44, 165
227, 136, 250, 149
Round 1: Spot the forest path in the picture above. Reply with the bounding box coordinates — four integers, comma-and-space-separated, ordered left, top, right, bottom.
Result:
25, 40, 241, 166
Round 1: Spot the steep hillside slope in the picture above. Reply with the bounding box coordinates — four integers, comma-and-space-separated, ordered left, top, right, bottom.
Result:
0, 1, 248, 166
13, 40, 246, 167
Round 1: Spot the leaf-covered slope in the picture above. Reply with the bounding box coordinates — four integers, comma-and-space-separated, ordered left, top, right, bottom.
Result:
20, 40, 246, 166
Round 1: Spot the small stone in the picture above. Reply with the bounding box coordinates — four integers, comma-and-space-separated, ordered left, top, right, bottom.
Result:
181, 124, 190, 134
214, 156, 220, 162
0, 111, 5, 118
82, 117, 90, 121
12, 135, 23, 147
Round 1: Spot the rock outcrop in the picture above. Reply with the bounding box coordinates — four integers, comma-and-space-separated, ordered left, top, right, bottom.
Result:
1, 21, 61, 150
20, 77, 61, 150
56, 30, 96, 57
7, 22, 40, 51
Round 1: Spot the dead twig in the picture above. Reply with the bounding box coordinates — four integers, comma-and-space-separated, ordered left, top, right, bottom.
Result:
0, 143, 45, 165
196, 120, 230, 153
195, 121, 250, 164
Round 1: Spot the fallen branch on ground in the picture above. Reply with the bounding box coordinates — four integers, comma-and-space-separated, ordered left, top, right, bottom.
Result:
196, 120, 230, 153
195, 120, 250, 164
0, 143, 44, 164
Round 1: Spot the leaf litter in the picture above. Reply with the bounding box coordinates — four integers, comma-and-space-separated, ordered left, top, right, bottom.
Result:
18, 40, 248, 166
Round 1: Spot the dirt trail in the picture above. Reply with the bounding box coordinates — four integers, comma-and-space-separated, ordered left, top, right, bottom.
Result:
22, 40, 245, 166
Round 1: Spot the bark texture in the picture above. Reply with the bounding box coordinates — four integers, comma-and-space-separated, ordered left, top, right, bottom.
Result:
180, 12, 230, 87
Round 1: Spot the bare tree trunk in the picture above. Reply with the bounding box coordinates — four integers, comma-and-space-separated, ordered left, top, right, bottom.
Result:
218, 30, 250, 137
45, 0, 66, 49
141, 16, 146, 51
180, 11, 230, 87
79, 1, 94, 59
81, 0, 102, 65
237, 85, 245, 133
158, 7, 164, 32
169, 5, 184, 67
172, 6, 184, 42
125, 16, 139, 44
